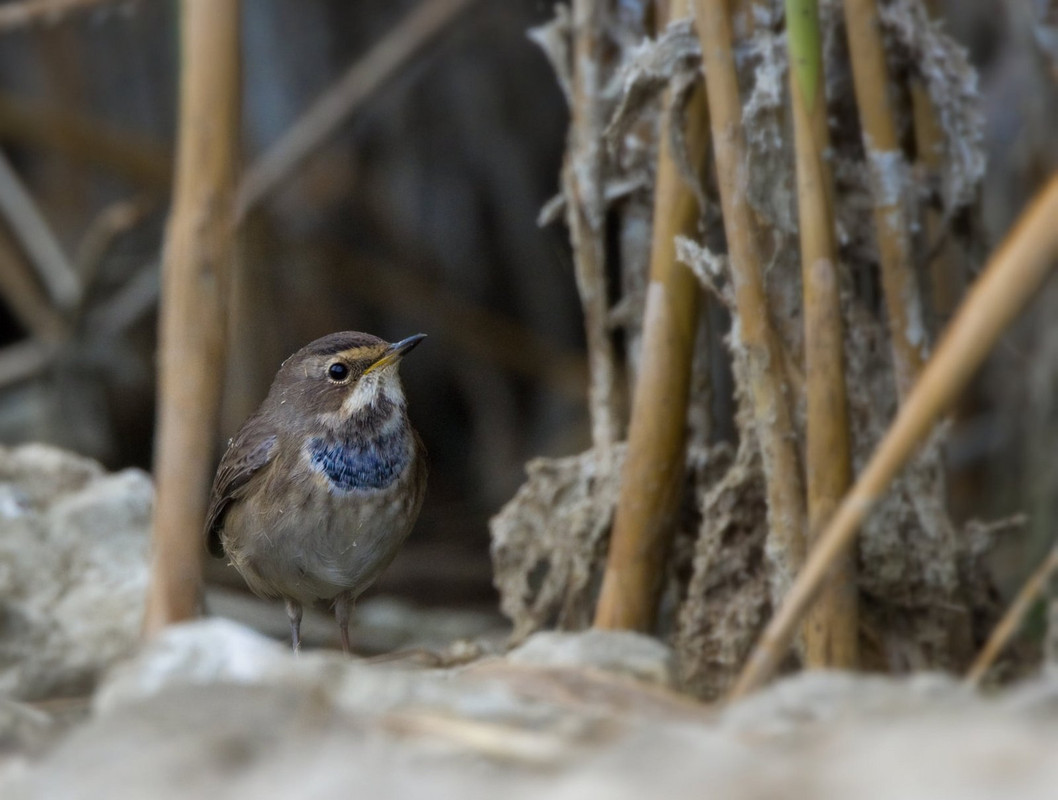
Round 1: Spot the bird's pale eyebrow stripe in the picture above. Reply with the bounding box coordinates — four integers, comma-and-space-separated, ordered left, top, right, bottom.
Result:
334, 347, 389, 366
337, 346, 382, 363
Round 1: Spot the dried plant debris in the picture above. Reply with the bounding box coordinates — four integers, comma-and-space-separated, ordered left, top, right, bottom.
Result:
716, 0, 995, 673
741, 22, 798, 237
500, 0, 999, 694
879, 0, 985, 214
675, 442, 771, 700
613, 198, 653, 379
490, 434, 775, 699
735, 1, 985, 285
527, 5, 573, 106
604, 18, 700, 151
675, 235, 732, 306
490, 444, 739, 647
680, 228, 807, 463
490, 447, 625, 640
842, 297, 1008, 672
532, 0, 984, 303
530, 2, 658, 228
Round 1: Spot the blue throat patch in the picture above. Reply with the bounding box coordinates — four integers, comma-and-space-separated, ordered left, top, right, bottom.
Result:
308, 431, 408, 491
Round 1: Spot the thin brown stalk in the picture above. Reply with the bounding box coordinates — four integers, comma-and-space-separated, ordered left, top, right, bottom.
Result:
593, 79, 708, 629
786, 0, 857, 668
0, 92, 171, 189
843, 0, 925, 400
143, 0, 240, 635
0, 0, 133, 31
694, 0, 808, 592
0, 150, 80, 309
564, 0, 621, 451
732, 173, 1058, 699
0, 223, 67, 342
74, 195, 155, 285
910, 82, 960, 325
965, 544, 1058, 686
0, 339, 56, 387
235, 0, 476, 219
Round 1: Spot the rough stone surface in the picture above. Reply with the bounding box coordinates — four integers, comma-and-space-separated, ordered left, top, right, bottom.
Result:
5, 620, 1058, 799
506, 629, 675, 687
93, 619, 682, 729
0, 699, 53, 759
0, 445, 152, 700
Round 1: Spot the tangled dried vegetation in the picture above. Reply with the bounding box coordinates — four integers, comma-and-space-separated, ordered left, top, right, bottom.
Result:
491, 0, 1020, 699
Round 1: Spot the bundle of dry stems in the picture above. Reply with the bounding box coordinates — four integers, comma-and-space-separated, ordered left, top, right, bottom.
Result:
491, 0, 1058, 698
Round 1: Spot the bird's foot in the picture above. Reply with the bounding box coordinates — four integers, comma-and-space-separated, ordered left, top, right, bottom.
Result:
285, 598, 303, 654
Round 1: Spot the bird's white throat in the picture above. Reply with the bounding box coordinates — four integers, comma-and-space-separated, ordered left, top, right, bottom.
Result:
315, 367, 406, 431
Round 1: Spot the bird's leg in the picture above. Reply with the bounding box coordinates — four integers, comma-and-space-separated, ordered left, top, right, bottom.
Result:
334, 595, 352, 655
285, 599, 303, 653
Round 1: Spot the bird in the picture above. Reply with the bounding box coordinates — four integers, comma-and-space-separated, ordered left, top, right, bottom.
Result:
204, 331, 428, 653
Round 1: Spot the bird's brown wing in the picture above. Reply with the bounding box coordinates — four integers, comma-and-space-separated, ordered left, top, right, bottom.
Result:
204, 414, 278, 557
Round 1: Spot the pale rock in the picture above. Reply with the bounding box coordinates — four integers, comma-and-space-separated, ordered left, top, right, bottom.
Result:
0, 445, 152, 700
506, 629, 675, 686
96, 619, 554, 728
0, 699, 52, 757
6, 620, 1058, 800
718, 669, 968, 738
93, 619, 290, 713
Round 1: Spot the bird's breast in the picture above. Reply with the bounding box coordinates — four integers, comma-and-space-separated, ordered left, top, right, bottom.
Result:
306, 428, 411, 492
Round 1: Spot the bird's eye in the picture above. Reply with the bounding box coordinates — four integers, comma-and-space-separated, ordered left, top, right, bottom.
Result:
327, 362, 350, 382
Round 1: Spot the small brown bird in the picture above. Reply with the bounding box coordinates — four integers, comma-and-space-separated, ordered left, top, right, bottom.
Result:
205, 331, 428, 653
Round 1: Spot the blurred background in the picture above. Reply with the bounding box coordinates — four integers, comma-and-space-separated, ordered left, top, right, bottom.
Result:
0, 0, 1055, 635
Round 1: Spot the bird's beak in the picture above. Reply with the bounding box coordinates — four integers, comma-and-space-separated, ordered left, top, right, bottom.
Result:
364, 333, 427, 374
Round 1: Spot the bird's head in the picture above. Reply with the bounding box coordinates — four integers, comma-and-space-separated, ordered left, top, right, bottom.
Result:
267, 331, 425, 431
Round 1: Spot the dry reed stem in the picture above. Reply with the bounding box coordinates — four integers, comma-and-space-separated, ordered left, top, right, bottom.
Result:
694, 0, 808, 592
965, 544, 1058, 686
0, 92, 171, 189
843, 0, 925, 400
593, 79, 708, 630
0, 338, 55, 387
236, 0, 476, 219
0, 0, 132, 31
910, 82, 960, 324
144, 0, 240, 634
564, 0, 621, 451
731, 173, 1058, 698
74, 195, 155, 286
0, 150, 80, 309
0, 224, 67, 342
786, 0, 857, 668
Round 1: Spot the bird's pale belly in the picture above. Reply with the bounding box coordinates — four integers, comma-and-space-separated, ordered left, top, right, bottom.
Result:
222, 443, 424, 606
